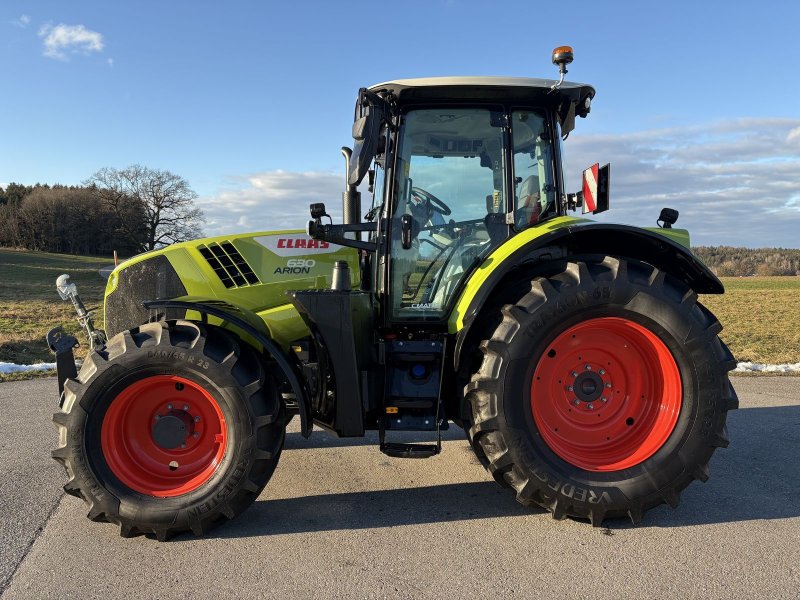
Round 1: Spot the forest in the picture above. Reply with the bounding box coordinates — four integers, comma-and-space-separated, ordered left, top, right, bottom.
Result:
0, 166, 203, 256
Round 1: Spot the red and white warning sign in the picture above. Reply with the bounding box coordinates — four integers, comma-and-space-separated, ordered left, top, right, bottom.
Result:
582, 163, 599, 214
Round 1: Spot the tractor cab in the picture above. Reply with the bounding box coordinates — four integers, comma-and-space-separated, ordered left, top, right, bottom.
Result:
370, 78, 593, 323
308, 72, 596, 320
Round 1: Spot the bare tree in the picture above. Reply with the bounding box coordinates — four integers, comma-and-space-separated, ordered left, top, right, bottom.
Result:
86, 165, 204, 252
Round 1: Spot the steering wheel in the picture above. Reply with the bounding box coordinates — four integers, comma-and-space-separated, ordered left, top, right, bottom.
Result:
411, 187, 452, 216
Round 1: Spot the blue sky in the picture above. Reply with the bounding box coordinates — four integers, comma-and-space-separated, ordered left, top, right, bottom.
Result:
2, 0, 799, 246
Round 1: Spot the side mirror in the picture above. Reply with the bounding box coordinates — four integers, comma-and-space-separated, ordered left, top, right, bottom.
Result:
349, 105, 383, 186
582, 163, 610, 214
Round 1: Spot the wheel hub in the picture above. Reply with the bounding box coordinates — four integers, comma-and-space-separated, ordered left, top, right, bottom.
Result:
151, 411, 195, 450
573, 371, 603, 403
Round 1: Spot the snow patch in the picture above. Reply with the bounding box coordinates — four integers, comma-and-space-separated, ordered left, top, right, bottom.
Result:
734, 361, 800, 373
0, 362, 57, 374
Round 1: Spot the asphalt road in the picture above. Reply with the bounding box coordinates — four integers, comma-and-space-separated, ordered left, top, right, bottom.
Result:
1, 377, 798, 599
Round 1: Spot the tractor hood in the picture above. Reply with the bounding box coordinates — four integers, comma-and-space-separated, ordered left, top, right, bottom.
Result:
103, 230, 357, 339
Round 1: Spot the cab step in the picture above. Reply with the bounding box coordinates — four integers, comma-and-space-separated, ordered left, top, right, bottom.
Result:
380, 442, 440, 459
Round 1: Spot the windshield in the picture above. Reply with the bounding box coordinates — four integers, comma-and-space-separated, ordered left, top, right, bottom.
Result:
388, 107, 509, 321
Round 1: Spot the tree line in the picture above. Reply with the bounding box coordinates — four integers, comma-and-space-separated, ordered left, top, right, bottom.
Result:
0, 165, 204, 256
693, 247, 800, 276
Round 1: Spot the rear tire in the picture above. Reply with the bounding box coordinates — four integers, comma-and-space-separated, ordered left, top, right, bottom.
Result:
52, 320, 284, 540
466, 256, 738, 525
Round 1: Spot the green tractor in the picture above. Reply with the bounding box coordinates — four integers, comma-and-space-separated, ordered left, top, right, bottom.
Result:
49, 47, 737, 540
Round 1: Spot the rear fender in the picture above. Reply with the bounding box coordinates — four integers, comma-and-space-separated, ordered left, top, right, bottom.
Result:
450, 222, 723, 371
143, 297, 312, 437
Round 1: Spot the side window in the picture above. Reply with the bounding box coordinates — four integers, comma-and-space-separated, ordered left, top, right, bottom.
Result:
512, 111, 555, 228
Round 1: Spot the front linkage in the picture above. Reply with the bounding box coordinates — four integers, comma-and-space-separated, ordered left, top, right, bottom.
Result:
47, 274, 107, 400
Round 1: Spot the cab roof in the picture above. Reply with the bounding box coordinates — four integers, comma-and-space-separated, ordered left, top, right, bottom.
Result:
369, 76, 594, 107
368, 76, 595, 133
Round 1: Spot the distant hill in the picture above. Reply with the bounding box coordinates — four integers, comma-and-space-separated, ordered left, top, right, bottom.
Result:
693, 246, 800, 276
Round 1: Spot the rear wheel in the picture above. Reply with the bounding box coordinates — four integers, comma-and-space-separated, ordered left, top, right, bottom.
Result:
466, 256, 738, 525
52, 320, 284, 540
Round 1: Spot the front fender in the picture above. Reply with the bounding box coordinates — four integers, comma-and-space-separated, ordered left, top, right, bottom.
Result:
143, 297, 312, 437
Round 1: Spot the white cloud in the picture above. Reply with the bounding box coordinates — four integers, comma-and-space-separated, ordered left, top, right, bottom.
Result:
38, 23, 104, 60
197, 170, 349, 237
13, 14, 31, 28
563, 118, 800, 247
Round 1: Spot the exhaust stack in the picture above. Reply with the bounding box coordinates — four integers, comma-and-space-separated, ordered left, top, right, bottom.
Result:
341, 147, 361, 226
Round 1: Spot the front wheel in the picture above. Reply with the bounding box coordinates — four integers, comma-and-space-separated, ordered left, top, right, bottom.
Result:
52, 320, 285, 540
466, 256, 738, 525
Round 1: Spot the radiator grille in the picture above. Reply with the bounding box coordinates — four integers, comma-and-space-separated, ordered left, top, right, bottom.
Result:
197, 242, 260, 288
105, 255, 187, 337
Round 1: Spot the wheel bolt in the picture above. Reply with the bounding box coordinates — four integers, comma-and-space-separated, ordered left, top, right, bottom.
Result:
194, 416, 201, 422
599, 369, 606, 375
572, 399, 580, 406
605, 383, 612, 388
571, 371, 578, 378
587, 403, 594, 410
600, 397, 608, 403
193, 432, 200, 438
180, 443, 186, 449
567, 385, 574, 392
182, 405, 189, 411
585, 364, 592, 371
167, 404, 173, 410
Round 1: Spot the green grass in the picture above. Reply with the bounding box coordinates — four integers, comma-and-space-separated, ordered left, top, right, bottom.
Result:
0, 248, 110, 381
0, 250, 798, 382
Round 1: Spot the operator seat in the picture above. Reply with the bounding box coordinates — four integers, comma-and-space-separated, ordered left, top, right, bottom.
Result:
517, 175, 543, 226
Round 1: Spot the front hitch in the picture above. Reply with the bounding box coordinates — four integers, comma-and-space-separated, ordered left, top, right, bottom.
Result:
47, 274, 107, 404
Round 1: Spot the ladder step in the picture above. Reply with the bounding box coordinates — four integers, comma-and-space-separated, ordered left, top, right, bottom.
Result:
380, 442, 440, 459
390, 399, 435, 409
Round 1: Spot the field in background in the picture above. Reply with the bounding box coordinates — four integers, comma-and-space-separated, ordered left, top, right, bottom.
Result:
0, 249, 798, 382
700, 276, 800, 365
0, 249, 108, 381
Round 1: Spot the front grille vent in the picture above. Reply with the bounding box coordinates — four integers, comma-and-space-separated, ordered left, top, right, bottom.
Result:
198, 242, 260, 288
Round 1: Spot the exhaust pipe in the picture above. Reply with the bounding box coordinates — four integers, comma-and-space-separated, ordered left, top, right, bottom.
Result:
341, 147, 361, 227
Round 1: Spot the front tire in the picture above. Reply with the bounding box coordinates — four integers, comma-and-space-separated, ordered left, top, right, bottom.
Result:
466, 256, 738, 525
52, 320, 284, 540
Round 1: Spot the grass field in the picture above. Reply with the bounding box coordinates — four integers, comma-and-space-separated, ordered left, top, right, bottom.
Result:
0, 249, 798, 382
0, 248, 109, 381
700, 276, 800, 365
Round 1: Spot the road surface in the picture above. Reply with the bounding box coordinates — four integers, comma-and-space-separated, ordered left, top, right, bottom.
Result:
1, 377, 798, 599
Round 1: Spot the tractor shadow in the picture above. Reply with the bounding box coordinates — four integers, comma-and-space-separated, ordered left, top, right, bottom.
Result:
638, 403, 800, 529
210, 404, 800, 539
212, 481, 535, 539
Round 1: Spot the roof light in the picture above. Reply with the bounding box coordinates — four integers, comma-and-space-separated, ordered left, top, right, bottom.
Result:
551, 46, 574, 91
552, 46, 574, 71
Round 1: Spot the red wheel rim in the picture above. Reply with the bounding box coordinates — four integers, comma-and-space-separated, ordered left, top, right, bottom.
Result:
101, 375, 227, 497
531, 317, 682, 472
